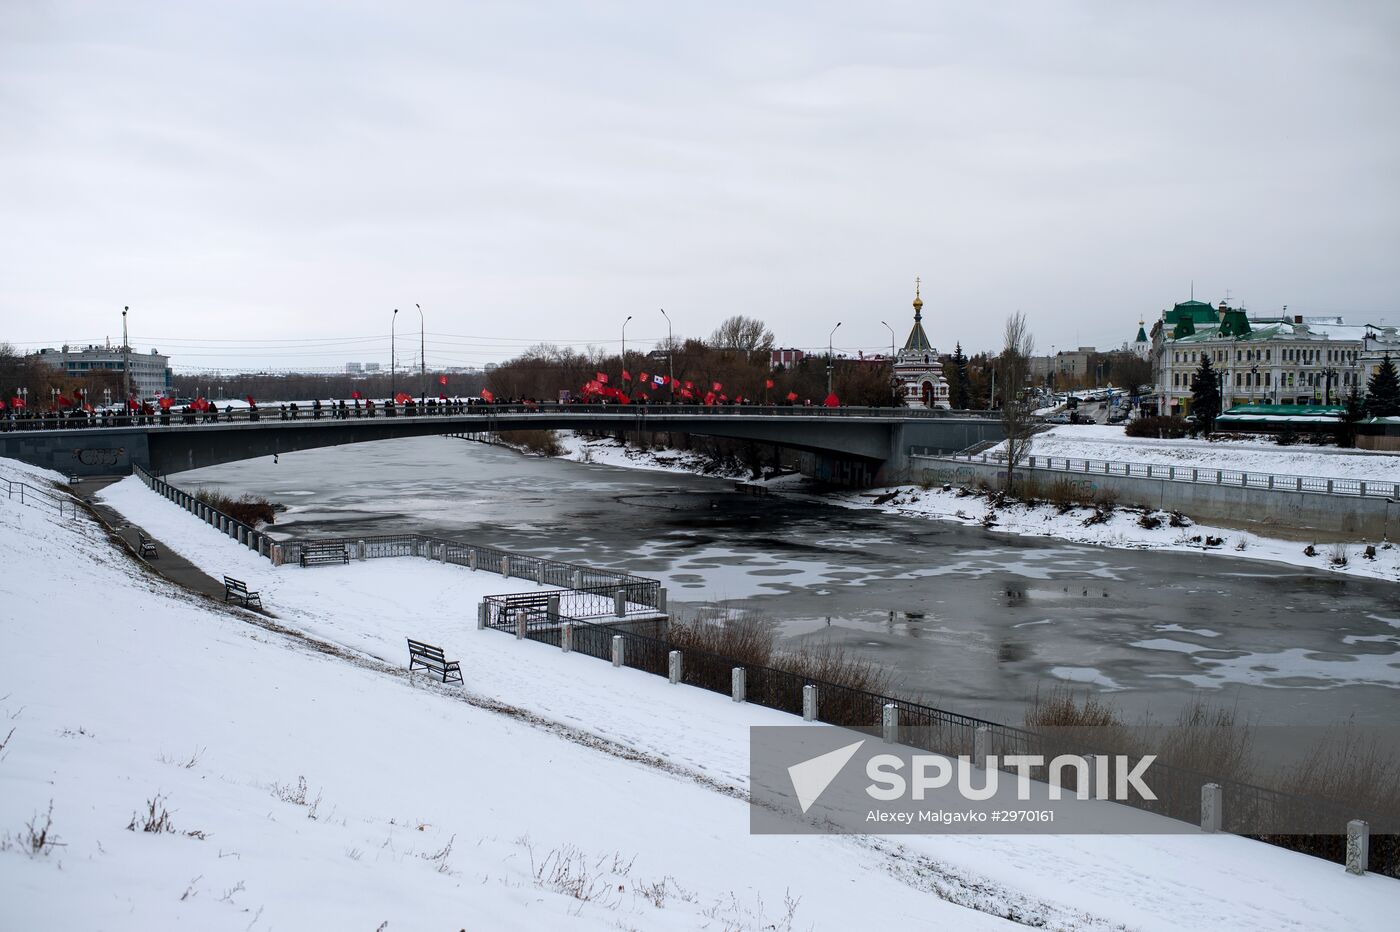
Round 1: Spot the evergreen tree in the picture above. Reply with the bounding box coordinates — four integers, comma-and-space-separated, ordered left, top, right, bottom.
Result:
1189, 355, 1222, 434
949, 343, 971, 409
1365, 354, 1400, 418
1339, 384, 1366, 447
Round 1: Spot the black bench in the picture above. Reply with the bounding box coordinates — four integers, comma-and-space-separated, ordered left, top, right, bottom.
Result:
300, 541, 349, 567
137, 532, 158, 559
223, 575, 262, 609
494, 592, 555, 627
407, 638, 463, 684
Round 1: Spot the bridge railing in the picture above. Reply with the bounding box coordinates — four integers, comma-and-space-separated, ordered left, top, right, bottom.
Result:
2, 402, 993, 433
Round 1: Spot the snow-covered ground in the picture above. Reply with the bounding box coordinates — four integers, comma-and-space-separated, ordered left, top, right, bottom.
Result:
995, 425, 1400, 482
556, 432, 752, 479
821, 483, 1400, 582
3, 455, 1398, 929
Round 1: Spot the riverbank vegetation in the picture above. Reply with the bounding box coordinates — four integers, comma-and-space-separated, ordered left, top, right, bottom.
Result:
193, 488, 282, 526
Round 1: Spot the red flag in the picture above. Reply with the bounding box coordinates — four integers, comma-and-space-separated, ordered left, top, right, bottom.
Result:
0, 400, 6, 410
83, 403, 94, 413
596, 372, 609, 385
684, 381, 693, 390
786, 391, 798, 402
719, 393, 728, 402
765, 378, 774, 389
680, 388, 694, 400
246, 395, 256, 407
351, 390, 361, 400
394, 391, 412, 404
192, 398, 207, 412
638, 390, 648, 401
711, 381, 722, 392
824, 393, 840, 407
11, 397, 25, 409
58, 395, 73, 407
638, 371, 648, 383
481, 388, 495, 403
703, 391, 716, 405
439, 374, 448, 386
127, 398, 140, 410
621, 369, 632, 382
158, 397, 173, 410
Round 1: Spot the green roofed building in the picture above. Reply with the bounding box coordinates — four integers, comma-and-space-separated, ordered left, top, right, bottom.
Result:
1149, 300, 1400, 416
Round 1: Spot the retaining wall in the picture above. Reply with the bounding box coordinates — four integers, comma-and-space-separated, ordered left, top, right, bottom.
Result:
911, 456, 1394, 539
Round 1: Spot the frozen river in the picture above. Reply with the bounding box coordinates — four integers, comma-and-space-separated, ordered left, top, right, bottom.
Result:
174, 435, 1400, 727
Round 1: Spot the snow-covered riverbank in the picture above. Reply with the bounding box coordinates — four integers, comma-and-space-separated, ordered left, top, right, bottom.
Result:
4, 455, 1397, 929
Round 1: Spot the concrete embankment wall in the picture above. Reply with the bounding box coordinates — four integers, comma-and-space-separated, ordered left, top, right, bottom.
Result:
911, 455, 1393, 539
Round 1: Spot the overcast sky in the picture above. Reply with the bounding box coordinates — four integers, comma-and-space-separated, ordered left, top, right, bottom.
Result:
2, 0, 1396, 373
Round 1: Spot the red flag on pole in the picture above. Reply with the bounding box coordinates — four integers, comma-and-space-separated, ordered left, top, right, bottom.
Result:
481, 388, 495, 403
58, 395, 73, 407
158, 396, 173, 410
786, 391, 799, 402
394, 391, 411, 404
621, 369, 631, 382
11, 397, 25, 409
351, 390, 361, 400
765, 378, 775, 389
638, 372, 648, 383
0, 400, 7, 411
824, 393, 840, 407
127, 398, 140, 410
439, 374, 448, 386
596, 372, 609, 385
246, 395, 256, 407
711, 381, 722, 392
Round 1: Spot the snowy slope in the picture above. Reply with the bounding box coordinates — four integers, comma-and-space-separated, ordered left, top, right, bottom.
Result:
2, 458, 1397, 929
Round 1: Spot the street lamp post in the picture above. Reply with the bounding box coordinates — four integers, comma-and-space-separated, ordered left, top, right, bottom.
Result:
827, 322, 842, 396
391, 308, 399, 399
1250, 365, 1259, 404
659, 308, 674, 401
416, 304, 425, 403
879, 320, 896, 407
121, 306, 130, 404
621, 314, 632, 388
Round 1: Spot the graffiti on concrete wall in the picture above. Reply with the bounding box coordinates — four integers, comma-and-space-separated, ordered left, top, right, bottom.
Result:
72, 447, 127, 467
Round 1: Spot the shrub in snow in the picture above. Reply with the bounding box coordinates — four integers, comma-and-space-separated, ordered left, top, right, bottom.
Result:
1329, 544, 1349, 567
1137, 513, 1163, 530
1364, 545, 1377, 560
1304, 544, 1318, 557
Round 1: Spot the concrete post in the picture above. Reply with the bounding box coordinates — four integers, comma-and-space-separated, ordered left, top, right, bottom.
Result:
731, 667, 746, 703
536, 561, 546, 586
802, 685, 818, 721
477, 602, 487, 630
657, 587, 668, 612
516, 612, 526, 640
237, 527, 245, 545
974, 726, 990, 767
1200, 783, 1222, 833
614, 590, 627, 617
439, 544, 447, 563
668, 650, 682, 684
572, 569, 583, 589
357, 539, 366, 560
1346, 820, 1369, 875
468, 549, 477, 571
561, 623, 573, 653
612, 635, 624, 667
501, 556, 511, 579
547, 594, 560, 620
272, 545, 283, 567
882, 703, 898, 744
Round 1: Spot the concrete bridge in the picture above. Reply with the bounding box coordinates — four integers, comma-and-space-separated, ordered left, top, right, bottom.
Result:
0, 405, 1004, 485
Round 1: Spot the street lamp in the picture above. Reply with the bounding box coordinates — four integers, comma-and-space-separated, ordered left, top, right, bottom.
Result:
121, 306, 130, 404
827, 321, 842, 395
879, 320, 896, 407
1250, 365, 1259, 404
659, 308, 674, 401
621, 314, 632, 383
391, 308, 399, 398
417, 303, 425, 403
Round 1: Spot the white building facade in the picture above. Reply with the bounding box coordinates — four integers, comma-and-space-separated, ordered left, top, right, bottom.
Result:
893, 282, 950, 408
31, 344, 173, 399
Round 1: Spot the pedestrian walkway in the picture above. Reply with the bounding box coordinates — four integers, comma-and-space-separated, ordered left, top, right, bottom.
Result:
73, 476, 267, 613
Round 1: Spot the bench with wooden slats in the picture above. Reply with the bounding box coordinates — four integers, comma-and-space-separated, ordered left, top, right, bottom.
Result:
407, 638, 463, 684
299, 541, 349, 567
138, 532, 158, 559
223, 575, 262, 609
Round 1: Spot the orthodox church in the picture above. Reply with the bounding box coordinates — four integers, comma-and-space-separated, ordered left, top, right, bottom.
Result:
894, 280, 951, 408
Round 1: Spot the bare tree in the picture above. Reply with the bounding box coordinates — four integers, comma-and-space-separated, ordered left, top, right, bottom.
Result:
708, 316, 774, 354
999, 312, 1036, 493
